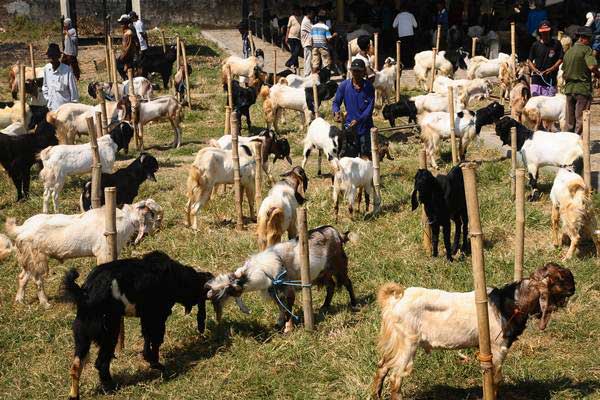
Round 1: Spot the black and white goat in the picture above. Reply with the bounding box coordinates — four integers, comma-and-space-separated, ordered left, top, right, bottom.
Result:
63, 251, 217, 399
373, 263, 575, 400
411, 166, 469, 261
80, 153, 159, 211
495, 117, 583, 200
206, 225, 357, 333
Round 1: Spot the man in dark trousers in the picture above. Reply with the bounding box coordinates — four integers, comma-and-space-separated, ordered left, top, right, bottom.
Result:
116, 14, 138, 80
527, 21, 563, 96
332, 59, 375, 157
562, 27, 600, 134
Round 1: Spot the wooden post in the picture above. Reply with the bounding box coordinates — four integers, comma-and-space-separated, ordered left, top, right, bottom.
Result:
273, 49, 277, 84
127, 68, 141, 150
29, 43, 35, 73
396, 41, 401, 102
86, 117, 102, 209
419, 150, 433, 254
429, 47, 438, 93
297, 207, 314, 331
105, 36, 111, 81
230, 110, 244, 230
514, 168, 525, 282
110, 44, 119, 100
104, 187, 123, 350
374, 32, 379, 71
370, 128, 382, 213
95, 112, 102, 138
583, 110, 592, 190
347, 42, 352, 76
253, 141, 262, 219
160, 29, 167, 53
461, 164, 496, 400
435, 24, 442, 51
227, 65, 234, 109
557, 31, 563, 41
176, 35, 181, 72
448, 86, 459, 165
510, 127, 517, 199
471, 37, 477, 57
181, 40, 192, 108
224, 106, 231, 135
312, 82, 320, 119
510, 22, 517, 75
98, 89, 109, 136
19, 64, 26, 126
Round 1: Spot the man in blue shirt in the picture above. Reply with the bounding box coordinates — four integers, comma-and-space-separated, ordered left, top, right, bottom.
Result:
333, 59, 375, 157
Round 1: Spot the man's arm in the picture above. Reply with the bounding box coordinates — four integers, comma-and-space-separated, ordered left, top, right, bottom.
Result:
392, 14, 399, 29
332, 81, 344, 119
585, 50, 600, 79
412, 14, 418, 28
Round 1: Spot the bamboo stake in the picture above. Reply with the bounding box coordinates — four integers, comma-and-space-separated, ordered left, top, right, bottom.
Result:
297, 207, 314, 331
312, 82, 319, 119
227, 65, 234, 108
176, 35, 181, 73
86, 117, 102, 209
429, 47, 437, 93
396, 41, 401, 102
110, 43, 119, 100
104, 187, 123, 351
98, 88, 108, 136
29, 43, 35, 73
105, 36, 111, 81
273, 49, 277, 85
370, 128, 382, 213
95, 111, 102, 138
160, 29, 167, 53
419, 150, 433, 254
231, 110, 244, 230
435, 24, 442, 51
181, 40, 192, 109
19, 64, 26, 126
253, 141, 262, 220
514, 168, 525, 282
583, 110, 592, 190
347, 42, 352, 77
128, 68, 140, 150
510, 22, 516, 75
374, 32, 379, 71
461, 163, 495, 400
471, 37, 477, 57
224, 106, 231, 135
448, 86, 459, 165
510, 127, 517, 199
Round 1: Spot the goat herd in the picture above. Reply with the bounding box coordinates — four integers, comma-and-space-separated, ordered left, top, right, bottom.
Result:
0, 40, 593, 400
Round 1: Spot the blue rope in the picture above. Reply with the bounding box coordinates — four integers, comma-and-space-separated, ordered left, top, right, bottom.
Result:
264, 270, 312, 323
531, 70, 554, 88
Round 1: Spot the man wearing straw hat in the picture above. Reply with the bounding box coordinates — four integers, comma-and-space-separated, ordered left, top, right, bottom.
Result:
42, 43, 79, 111
61, 18, 80, 80
562, 26, 599, 134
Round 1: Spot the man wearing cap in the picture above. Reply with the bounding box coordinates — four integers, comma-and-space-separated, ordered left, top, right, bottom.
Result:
333, 59, 375, 157
527, 21, 562, 96
562, 27, 600, 134
62, 18, 80, 80
42, 43, 79, 111
116, 14, 138, 80
130, 11, 148, 62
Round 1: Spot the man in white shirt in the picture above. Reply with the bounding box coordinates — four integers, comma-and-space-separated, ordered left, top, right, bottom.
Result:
350, 35, 374, 79
42, 43, 79, 111
301, 7, 315, 76
392, 6, 418, 68
130, 11, 148, 60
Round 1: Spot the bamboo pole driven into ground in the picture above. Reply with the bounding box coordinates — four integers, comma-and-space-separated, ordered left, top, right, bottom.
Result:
181, 40, 191, 108
297, 207, 314, 331
461, 163, 496, 400
95, 111, 102, 138
396, 41, 402, 102
583, 110, 592, 190
514, 168, 525, 281
419, 150, 433, 254
273, 49, 277, 84
370, 128, 382, 213
29, 43, 35, 73
176, 35, 181, 73
435, 24, 442, 51
98, 88, 108, 136
19, 64, 26, 126
471, 37, 477, 57
253, 142, 262, 220
429, 47, 438, 93
227, 65, 234, 108
160, 29, 167, 53
511, 127, 517, 199
374, 32, 379, 71
347, 43, 352, 76
109, 40, 119, 100
510, 22, 517, 75
127, 68, 141, 150
312, 82, 320, 119
448, 86, 459, 165
249, 30, 256, 54
104, 37, 111, 81
224, 106, 231, 135
86, 117, 102, 209
103, 187, 123, 350
230, 111, 244, 231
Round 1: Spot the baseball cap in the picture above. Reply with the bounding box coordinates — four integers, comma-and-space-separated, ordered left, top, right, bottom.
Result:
538, 21, 551, 33
350, 58, 366, 71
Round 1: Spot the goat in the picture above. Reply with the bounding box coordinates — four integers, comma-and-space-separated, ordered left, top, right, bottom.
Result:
185, 145, 255, 230
332, 157, 379, 221
0, 102, 31, 130
8, 64, 43, 99
87, 77, 154, 101
466, 53, 511, 79
419, 102, 505, 168
257, 166, 308, 250
261, 83, 313, 132
0, 233, 13, 262
206, 225, 357, 333
283, 67, 331, 88
63, 251, 217, 399
139, 45, 178, 89
80, 153, 159, 211
411, 166, 468, 261
433, 76, 492, 107
221, 49, 265, 84
410, 93, 463, 114
372, 263, 575, 400
6, 199, 163, 308
39, 122, 134, 213
382, 96, 418, 127
123, 95, 183, 148
550, 168, 600, 260
373, 57, 398, 106
224, 79, 261, 131
510, 77, 531, 122
302, 117, 357, 175
522, 93, 566, 131
0, 121, 58, 201
413, 50, 469, 90
495, 117, 583, 200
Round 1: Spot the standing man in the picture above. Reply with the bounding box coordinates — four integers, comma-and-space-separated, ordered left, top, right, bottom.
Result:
333, 59, 375, 157
562, 27, 600, 134
61, 18, 80, 80
527, 21, 563, 96
435, 1, 449, 49
285, 6, 302, 73
130, 11, 148, 62
311, 9, 336, 72
116, 14, 137, 80
301, 7, 314, 77
392, 3, 418, 68
42, 43, 79, 111
351, 36, 374, 79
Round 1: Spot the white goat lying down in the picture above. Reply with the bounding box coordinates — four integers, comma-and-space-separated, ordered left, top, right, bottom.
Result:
410, 93, 464, 114
550, 168, 600, 260
5, 199, 163, 308
185, 145, 256, 230
332, 157, 379, 221
206, 225, 357, 333
522, 93, 566, 131
372, 264, 575, 400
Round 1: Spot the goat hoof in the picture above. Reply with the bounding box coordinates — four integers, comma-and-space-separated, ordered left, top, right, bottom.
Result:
350, 304, 360, 312
319, 306, 330, 314
446, 256, 454, 262
150, 362, 165, 371
100, 380, 117, 393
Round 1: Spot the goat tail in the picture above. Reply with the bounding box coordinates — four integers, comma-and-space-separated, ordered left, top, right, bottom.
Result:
259, 85, 270, 100
62, 268, 85, 307
377, 283, 404, 308
4, 217, 18, 239
46, 111, 58, 126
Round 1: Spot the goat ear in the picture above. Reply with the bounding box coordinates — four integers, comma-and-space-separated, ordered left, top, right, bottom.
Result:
411, 189, 419, 211
134, 206, 150, 245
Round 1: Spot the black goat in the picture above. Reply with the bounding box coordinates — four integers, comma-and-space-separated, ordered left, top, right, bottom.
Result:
140, 45, 177, 89
224, 79, 259, 131
305, 81, 339, 113
0, 121, 58, 201
474, 101, 505, 134
411, 166, 469, 261
28, 105, 49, 130
0, 101, 15, 108
382, 96, 418, 127
63, 251, 217, 399
79, 153, 159, 211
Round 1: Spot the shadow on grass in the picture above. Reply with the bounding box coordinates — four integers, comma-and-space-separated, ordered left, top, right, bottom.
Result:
413, 377, 600, 400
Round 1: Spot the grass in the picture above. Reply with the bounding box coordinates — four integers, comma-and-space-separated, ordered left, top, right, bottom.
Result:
1, 25, 600, 400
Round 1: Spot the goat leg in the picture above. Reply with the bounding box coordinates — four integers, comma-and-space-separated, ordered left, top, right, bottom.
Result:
527, 172, 540, 201
442, 223, 453, 261
371, 360, 390, 400
431, 223, 441, 257
452, 217, 461, 256
320, 278, 336, 312
551, 205, 561, 247
461, 213, 471, 254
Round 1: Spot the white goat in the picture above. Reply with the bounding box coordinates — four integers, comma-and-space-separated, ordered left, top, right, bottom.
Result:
261, 84, 313, 132
410, 93, 463, 114
433, 76, 491, 107
221, 53, 265, 84
414, 50, 455, 90
522, 93, 566, 131
332, 157, 379, 221
373, 58, 397, 106
90, 77, 153, 101
0, 233, 13, 262
133, 95, 183, 148
0, 103, 30, 130
5, 199, 163, 308
284, 73, 320, 89
550, 168, 600, 260
185, 145, 256, 230
466, 53, 511, 79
